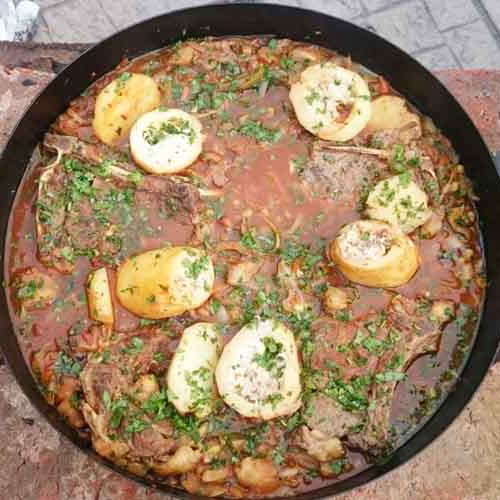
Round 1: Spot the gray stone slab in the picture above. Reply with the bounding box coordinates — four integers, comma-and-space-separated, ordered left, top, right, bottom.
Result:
97, 0, 225, 31
267, 0, 364, 19
365, 0, 443, 53
415, 44, 458, 69
361, 0, 396, 12
444, 18, 500, 69
482, 0, 500, 32
42, 0, 115, 43
97, 0, 166, 30
36, 0, 67, 8
425, 0, 479, 31
162, 0, 215, 10
32, 17, 53, 43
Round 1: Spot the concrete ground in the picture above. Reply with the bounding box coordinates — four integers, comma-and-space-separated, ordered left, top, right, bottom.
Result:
33, 0, 500, 70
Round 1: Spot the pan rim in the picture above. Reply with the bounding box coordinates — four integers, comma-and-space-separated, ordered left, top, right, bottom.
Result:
0, 3, 499, 499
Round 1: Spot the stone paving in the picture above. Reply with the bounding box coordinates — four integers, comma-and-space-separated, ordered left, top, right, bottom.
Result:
32, 0, 500, 70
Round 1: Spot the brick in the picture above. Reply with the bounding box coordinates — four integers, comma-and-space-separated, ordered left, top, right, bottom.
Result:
42, 0, 115, 43
425, 0, 479, 31
415, 44, 458, 69
436, 69, 500, 151
482, 0, 500, 32
365, 1, 443, 53
268, 0, 364, 19
444, 19, 500, 69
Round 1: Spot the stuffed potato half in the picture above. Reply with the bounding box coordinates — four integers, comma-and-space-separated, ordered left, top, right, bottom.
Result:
130, 108, 204, 175
289, 63, 371, 142
215, 318, 302, 420
329, 220, 420, 288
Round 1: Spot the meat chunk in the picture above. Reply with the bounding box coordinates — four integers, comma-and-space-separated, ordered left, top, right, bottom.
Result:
12, 267, 58, 311
313, 294, 454, 454
80, 342, 176, 463
45, 134, 202, 218
303, 146, 385, 205
81, 403, 130, 460
36, 162, 74, 273
129, 427, 175, 459
348, 295, 455, 452
37, 134, 202, 272
305, 394, 362, 438
140, 175, 202, 217
311, 311, 385, 381
80, 362, 128, 412
111, 330, 172, 376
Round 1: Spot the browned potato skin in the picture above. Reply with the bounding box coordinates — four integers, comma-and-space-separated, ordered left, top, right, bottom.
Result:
86, 267, 114, 326
92, 73, 161, 145
366, 95, 421, 133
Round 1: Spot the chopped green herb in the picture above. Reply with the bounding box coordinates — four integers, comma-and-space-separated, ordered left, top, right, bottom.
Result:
183, 254, 210, 280
239, 120, 281, 143
324, 376, 371, 412
375, 371, 407, 383
279, 57, 296, 70
268, 38, 278, 50
143, 118, 196, 145
120, 337, 144, 355
253, 336, 285, 379
16, 279, 42, 300
115, 72, 132, 93
124, 414, 151, 436
54, 352, 82, 376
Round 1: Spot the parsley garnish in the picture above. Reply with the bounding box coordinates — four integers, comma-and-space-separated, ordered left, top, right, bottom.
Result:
239, 121, 281, 143
253, 336, 285, 379
115, 72, 132, 93
16, 279, 43, 300
183, 254, 210, 279
142, 389, 200, 442
143, 118, 196, 145
324, 376, 371, 412
120, 337, 144, 355
375, 371, 407, 383
54, 352, 82, 376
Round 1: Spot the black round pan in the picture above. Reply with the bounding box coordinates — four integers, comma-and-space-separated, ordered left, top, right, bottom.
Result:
1, 3, 500, 499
